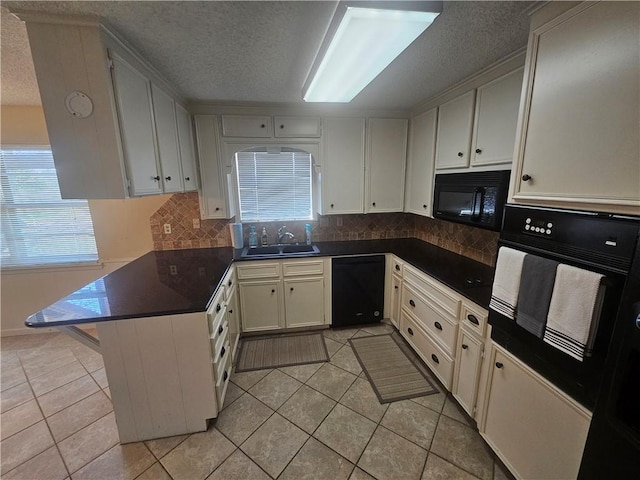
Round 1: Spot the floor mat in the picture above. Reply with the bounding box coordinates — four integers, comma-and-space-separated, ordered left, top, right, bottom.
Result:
235, 332, 329, 372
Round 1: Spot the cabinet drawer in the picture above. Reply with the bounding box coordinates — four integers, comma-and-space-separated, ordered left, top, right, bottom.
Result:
273, 116, 321, 138
460, 302, 488, 337
211, 319, 228, 357
207, 290, 226, 334
215, 352, 232, 408
400, 311, 454, 389
282, 260, 324, 277
401, 283, 458, 354
391, 256, 404, 276
404, 266, 461, 318
236, 262, 281, 279
213, 338, 230, 379
221, 268, 235, 301
221, 114, 272, 137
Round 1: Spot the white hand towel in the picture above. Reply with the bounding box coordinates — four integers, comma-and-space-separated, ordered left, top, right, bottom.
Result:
489, 247, 527, 320
543, 264, 605, 362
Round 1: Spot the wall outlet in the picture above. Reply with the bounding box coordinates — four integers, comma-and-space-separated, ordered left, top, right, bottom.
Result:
163, 223, 172, 234
192, 218, 200, 229
169, 265, 178, 275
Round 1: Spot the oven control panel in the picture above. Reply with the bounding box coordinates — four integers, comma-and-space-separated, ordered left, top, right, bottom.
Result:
523, 217, 554, 237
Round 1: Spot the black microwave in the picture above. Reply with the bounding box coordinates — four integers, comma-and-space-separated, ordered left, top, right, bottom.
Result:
433, 170, 511, 231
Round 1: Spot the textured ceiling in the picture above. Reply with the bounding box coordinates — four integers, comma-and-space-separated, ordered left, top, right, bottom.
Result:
1, 1, 534, 109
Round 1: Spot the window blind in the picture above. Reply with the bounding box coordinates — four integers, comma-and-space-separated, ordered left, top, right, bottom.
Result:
1, 149, 99, 267
235, 150, 313, 222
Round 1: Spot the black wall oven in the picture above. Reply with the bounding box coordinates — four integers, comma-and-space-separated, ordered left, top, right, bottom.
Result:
433, 170, 510, 231
488, 205, 640, 411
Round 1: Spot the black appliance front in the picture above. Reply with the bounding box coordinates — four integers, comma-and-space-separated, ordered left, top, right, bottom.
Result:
332, 255, 385, 327
433, 170, 510, 231
488, 204, 640, 410
579, 235, 640, 479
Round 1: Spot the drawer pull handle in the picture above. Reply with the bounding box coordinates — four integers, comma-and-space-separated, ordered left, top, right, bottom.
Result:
223, 371, 228, 381
395, 264, 400, 271
409, 299, 416, 307
221, 346, 226, 358
434, 321, 442, 331
431, 354, 439, 364
218, 325, 223, 335
228, 309, 233, 314
495, 362, 504, 369
462, 344, 468, 350
457, 152, 464, 157
280, 124, 285, 129
407, 327, 414, 336
165, 176, 172, 181
475, 148, 482, 154
467, 314, 479, 325
152, 175, 160, 181
185, 176, 190, 181
522, 174, 532, 182
216, 304, 221, 313
228, 280, 232, 287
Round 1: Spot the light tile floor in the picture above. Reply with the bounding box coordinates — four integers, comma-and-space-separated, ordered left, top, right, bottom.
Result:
1, 324, 514, 480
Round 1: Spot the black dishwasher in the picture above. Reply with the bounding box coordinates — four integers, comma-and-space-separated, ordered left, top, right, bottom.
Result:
332, 255, 385, 327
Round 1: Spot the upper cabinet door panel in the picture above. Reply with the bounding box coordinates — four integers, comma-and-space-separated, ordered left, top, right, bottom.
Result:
274, 116, 321, 138
151, 84, 183, 193
513, 2, 640, 211
435, 90, 476, 170
405, 108, 437, 216
471, 68, 524, 167
175, 104, 198, 191
221, 115, 272, 137
366, 118, 408, 213
110, 52, 162, 196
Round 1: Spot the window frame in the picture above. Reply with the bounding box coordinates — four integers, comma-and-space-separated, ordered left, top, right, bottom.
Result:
1, 145, 100, 271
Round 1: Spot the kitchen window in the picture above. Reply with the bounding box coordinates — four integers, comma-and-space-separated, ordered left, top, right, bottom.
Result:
235, 149, 313, 222
1, 148, 99, 268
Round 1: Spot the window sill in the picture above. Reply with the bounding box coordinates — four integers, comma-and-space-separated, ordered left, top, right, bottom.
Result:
1, 260, 104, 275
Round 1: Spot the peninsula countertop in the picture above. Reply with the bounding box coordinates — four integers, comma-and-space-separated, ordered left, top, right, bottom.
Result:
26, 238, 495, 328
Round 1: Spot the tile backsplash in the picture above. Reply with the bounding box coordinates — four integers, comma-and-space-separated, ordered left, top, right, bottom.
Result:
150, 192, 499, 266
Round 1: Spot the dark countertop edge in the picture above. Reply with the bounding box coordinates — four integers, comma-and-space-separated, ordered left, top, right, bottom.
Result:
27, 239, 494, 328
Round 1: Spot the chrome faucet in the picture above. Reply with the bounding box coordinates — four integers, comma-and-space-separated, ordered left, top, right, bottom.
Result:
277, 226, 295, 244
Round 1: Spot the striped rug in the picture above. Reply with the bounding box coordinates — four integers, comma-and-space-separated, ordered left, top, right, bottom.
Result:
349, 333, 439, 403
235, 332, 329, 372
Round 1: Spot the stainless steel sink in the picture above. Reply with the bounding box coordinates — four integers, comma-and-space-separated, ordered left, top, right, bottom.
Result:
241, 244, 320, 258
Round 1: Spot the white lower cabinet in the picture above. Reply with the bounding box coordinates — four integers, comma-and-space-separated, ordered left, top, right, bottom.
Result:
237, 259, 326, 333
480, 343, 591, 480
389, 274, 401, 328
452, 325, 484, 417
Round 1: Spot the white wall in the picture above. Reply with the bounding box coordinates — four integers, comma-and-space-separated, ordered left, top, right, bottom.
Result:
0, 105, 169, 335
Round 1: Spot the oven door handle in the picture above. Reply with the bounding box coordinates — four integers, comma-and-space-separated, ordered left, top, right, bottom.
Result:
471, 187, 485, 220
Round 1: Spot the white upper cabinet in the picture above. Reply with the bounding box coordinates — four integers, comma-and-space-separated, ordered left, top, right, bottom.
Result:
510, 1, 640, 214
471, 68, 524, 167
366, 118, 408, 213
194, 115, 235, 219
20, 17, 198, 199
175, 103, 199, 191
405, 108, 437, 216
111, 52, 163, 196
274, 116, 322, 138
150, 84, 183, 193
319, 117, 366, 215
220, 115, 321, 138
435, 90, 476, 170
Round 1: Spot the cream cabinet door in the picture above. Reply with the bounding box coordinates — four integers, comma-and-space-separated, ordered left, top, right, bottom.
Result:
320, 117, 365, 214
151, 84, 183, 193
284, 277, 324, 328
226, 287, 240, 360
110, 52, 162, 196
239, 280, 283, 332
405, 108, 437, 216
452, 327, 483, 417
274, 116, 321, 138
175, 103, 198, 191
512, 2, 640, 214
471, 68, 524, 167
194, 115, 230, 219
435, 90, 476, 170
389, 274, 401, 328
365, 118, 408, 213
220, 114, 272, 137
481, 345, 591, 480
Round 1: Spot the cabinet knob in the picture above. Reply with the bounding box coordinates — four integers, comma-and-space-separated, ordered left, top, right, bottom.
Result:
475, 148, 482, 154
221, 346, 226, 358
394, 285, 398, 290
395, 265, 400, 271
407, 327, 414, 336
216, 304, 221, 313
372, 202, 376, 207
467, 314, 479, 325
409, 299, 416, 307
431, 354, 440, 364
271, 289, 275, 293
423, 204, 427, 209
290, 287, 294, 292
330, 203, 334, 208
228, 280, 232, 287
522, 174, 532, 182
185, 176, 190, 181
218, 325, 223, 335
280, 124, 284, 129
223, 371, 228, 381
165, 176, 172, 181
434, 321, 442, 331
462, 344, 469, 350
260, 124, 266, 128
457, 152, 464, 157
229, 309, 233, 314
495, 362, 504, 369
152, 175, 160, 181
215, 207, 220, 211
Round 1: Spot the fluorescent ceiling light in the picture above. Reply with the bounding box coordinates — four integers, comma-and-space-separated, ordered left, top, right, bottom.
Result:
303, 4, 440, 103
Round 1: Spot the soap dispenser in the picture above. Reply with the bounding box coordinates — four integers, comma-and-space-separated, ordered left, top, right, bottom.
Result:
248, 226, 258, 248
260, 227, 268, 246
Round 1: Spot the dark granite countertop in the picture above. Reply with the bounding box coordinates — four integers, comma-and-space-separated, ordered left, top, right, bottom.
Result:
27, 238, 494, 328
